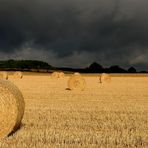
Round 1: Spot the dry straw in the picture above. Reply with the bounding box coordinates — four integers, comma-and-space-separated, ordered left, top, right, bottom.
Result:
74, 72, 81, 76
0, 71, 8, 80
0, 79, 25, 139
13, 71, 23, 79
51, 71, 60, 78
100, 73, 111, 83
58, 72, 65, 78
51, 71, 65, 78
68, 75, 86, 91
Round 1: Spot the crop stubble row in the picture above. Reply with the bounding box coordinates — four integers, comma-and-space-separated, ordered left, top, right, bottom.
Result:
0, 74, 148, 147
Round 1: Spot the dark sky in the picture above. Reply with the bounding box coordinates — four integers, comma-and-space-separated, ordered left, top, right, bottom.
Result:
0, 0, 148, 70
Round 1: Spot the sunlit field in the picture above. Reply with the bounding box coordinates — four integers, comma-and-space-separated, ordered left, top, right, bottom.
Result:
0, 73, 148, 147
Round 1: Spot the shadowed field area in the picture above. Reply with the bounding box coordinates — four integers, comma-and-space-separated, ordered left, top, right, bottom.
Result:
0, 73, 148, 147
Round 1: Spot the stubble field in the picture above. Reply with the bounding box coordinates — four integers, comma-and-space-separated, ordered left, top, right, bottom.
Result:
0, 73, 148, 148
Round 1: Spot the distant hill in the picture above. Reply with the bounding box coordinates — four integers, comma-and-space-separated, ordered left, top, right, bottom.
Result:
105, 65, 127, 73
0, 60, 147, 73
57, 62, 147, 73
86, 62, 104, 73
128, 67, 137, 73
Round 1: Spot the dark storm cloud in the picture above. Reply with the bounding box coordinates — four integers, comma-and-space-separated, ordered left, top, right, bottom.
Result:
0, 0, 148, 70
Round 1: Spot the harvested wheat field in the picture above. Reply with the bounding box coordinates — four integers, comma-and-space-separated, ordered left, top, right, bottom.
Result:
0, 72, 148, 147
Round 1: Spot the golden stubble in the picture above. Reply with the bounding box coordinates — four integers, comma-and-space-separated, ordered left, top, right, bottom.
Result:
0, 73, 148, 147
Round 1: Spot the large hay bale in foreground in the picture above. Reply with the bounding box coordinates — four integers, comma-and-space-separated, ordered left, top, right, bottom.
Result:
0, 71, 8, 80
100, 73, 111, 83
13, 71, 23, 79
0, 79, 25, 139
68, 75, 86, 91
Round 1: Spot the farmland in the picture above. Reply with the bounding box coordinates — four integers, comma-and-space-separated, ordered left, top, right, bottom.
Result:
0, 73, 148, 147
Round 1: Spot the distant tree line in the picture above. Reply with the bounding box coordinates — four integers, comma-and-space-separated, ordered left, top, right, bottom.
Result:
57, 62, 147, 73
0, 60, 147, 73
0, 60, 52, 71
85, 62, 137, 73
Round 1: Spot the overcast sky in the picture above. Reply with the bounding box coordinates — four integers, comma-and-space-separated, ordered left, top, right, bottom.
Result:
0, 0, 148, 70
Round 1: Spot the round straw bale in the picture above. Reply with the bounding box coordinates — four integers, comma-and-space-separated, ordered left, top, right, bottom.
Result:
58, 72, 65, 78
51, 71, 65, 78
100, 73, 111, 83
0, 71, 8, 80
74, 72, 81, 76
51, 71, 59, 78
13, 71, 23, 79
68, 75, 86, 91
0, 79, 25, 139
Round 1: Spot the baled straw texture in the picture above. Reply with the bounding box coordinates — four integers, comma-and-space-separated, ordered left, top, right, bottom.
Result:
0, 72, 8, 80
14, 71, 23, 79
100, 73, 111, 83
68, 75, 86, 91
58, 72, 65, 78
0, 79, 25, 139
74, 72, 81, 76
51, 71, 59, 78
51, 71, 65, 78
